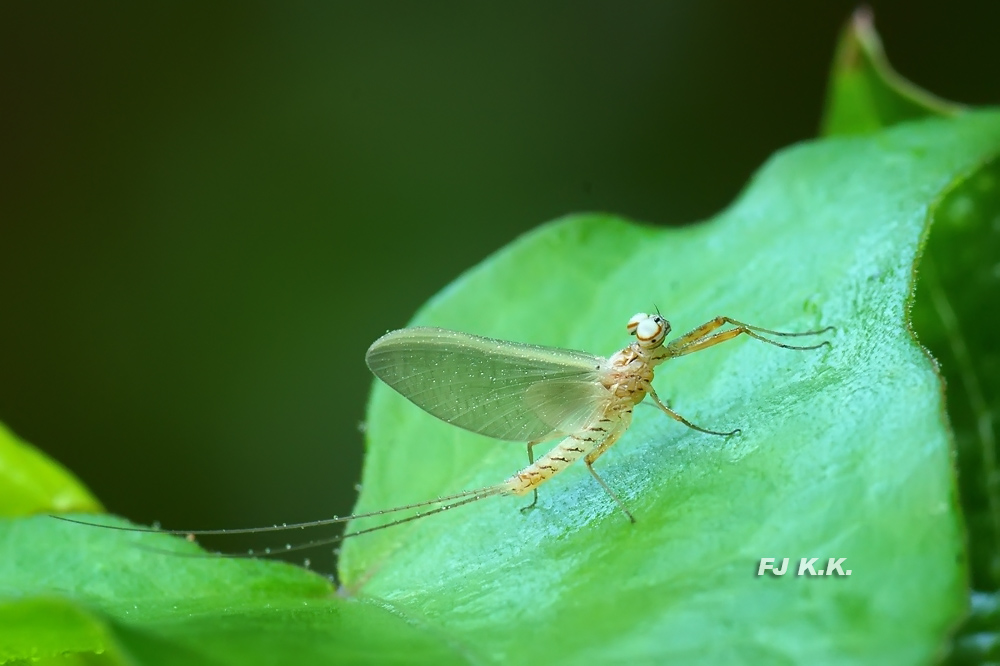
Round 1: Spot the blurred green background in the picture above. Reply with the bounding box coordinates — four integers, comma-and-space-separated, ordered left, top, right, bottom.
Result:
1, 2, 997, 571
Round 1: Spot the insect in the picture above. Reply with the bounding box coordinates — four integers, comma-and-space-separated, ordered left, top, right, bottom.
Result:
55, 312, 831, 555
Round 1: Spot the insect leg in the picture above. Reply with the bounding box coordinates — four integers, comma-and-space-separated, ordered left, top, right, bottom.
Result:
585, 461, 635, 524
582, 424, 635, 523
665, 317, 731, 349
520, 440, 543, 513
667, 317, 832, 357
646, 386, 739, 437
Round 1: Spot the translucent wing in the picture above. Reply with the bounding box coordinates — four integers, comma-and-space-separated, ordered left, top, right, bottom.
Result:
366, 327, 612, 442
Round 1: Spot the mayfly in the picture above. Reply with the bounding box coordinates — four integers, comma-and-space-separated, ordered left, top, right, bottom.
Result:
55, 312, 831, 555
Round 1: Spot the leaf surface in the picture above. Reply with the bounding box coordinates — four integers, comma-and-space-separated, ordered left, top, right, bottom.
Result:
339, 112, 1000, 664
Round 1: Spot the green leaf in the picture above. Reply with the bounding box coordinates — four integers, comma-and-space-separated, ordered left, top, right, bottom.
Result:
0, 597, 122, 664
820, 7, 965, 136
0, 515, 465, 664
0, 422, 102, 517
8, 112, 997, 666
339, 111, 1000, 664
5, 116, 1000, 665
912, 161, 1000, 665
7, 19, 1000, 664
822, 9, 1000, 663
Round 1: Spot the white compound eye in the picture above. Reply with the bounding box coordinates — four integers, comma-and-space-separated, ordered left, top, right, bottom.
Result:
626, 313, 649, 335
634, 314, 671, 348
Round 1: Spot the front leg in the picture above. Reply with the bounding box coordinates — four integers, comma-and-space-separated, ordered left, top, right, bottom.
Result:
665, 316, 833, 358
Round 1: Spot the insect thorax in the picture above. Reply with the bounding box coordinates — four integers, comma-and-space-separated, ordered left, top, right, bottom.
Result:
602, 343, 657, 405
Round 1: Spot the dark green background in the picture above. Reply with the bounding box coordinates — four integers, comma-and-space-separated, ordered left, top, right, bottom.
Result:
1, 2, 996, 572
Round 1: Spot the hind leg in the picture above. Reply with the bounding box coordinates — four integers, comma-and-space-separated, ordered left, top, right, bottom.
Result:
519, 440, 542, 512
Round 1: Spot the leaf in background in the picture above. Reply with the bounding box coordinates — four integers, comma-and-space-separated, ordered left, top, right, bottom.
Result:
0, 421, 102, 517
912, 159, 1000, 666
820, 7, 965, 136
